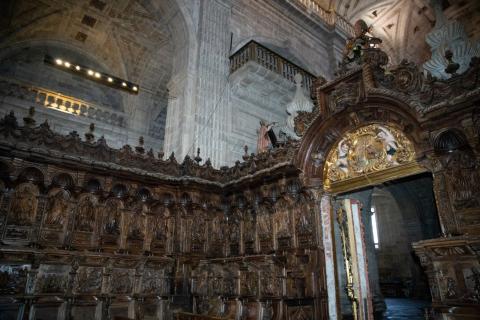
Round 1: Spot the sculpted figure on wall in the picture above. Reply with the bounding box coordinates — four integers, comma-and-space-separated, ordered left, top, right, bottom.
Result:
211, 211, 226, 242
45, 188, 70, 227
296, 198, 314, 235
150, 205, 173, 248
76, 194, 97, 232
241, 271, 258, 296
228, 208, 242, 243
243, 208, 255, 242
445, 150, 480, 210
74, 267, 102, 294
9, 182, 38, 226
257, 203, 272, 239
111, 269, 133, 294
274, 198, 291, 238
128, 202, 147, 241
192, 210, 207, 243
103, 198, 122, 235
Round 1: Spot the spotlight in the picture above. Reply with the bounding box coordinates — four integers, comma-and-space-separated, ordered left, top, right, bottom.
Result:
122, 82, 127, 87
75, 65, 81, 71
64, 61, 71, 68
94, 72, 101, 78
87, 70, 94, 76
132, 86, 138, 91
55, 59, 63, 65
107, 77, 113, 82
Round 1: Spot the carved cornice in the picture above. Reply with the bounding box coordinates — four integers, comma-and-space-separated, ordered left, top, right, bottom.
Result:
0, 113, 300, 187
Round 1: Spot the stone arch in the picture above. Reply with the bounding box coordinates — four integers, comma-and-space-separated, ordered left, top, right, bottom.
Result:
295, 100, 427, 187
50, 172, 75, 191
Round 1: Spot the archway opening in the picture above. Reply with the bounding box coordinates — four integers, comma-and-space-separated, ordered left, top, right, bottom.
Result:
319, 123, 442, 319
334, 172, 441, 319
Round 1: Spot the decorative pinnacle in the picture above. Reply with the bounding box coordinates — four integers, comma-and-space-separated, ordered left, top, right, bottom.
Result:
23, 106, 36, 127
194, 147, 202, 164
85, 123, 95, 143
135, 136, 145, 154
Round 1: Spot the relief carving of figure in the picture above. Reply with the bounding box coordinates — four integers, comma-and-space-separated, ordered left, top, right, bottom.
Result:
192, 211, 206, 242
336, 139, 350, 175
103, 198, 122, 235
9, 182, 39, 226
274, 200, 290, 238
212, 213, 226, 242
75, 267, 102, 294
111, 269, 132, 294
128, 202, 146, 241
45, 189, 70, 227
228, 219, 240, 243
243, 210, 255, 242
76, 194, 97, 232
296, 202, 313, 234
257, 205, 272, 239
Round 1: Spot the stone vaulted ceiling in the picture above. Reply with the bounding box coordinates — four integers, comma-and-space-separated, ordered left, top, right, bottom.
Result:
0, 0, 174, 96
330, 0, 480, 64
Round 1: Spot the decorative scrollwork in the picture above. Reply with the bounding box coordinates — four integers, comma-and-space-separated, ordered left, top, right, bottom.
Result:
324, 124, 416, 187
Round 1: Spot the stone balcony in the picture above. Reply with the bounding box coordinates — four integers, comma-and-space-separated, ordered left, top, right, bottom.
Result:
277, 0, 354, 36
228, 41, 319, 162
229, 40, 318, 116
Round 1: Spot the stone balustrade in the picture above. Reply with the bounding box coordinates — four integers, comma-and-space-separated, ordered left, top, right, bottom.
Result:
230, 41, 316, 92
0, 77, 126, 128
293, 0, 355, 35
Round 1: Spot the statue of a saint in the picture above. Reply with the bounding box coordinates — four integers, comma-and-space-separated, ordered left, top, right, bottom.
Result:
257, 120, 277, 153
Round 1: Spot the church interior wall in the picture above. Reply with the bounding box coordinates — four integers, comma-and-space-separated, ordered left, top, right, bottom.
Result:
1, 0, 480, 319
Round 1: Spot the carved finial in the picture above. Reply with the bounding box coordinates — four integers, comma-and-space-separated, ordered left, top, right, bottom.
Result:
2, 111, 18, 128
23, 106, 36, 128
243, 145, 249, 161
194, 147, 202, 164
444, 50, 460, 77
135, 136, 145, 154
147, 148, 155, 159
158, 150, 165, 159
205, 158, 212, 167
168, 152, 176, 162
85, 123, 95, 143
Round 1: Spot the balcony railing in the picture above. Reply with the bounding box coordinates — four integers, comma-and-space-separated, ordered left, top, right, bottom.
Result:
230, 41, 316, 92
292, 0, 355, 36
0, 77, 126, 128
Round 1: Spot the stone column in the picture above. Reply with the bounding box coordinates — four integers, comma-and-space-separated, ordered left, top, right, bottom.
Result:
311, 190, 338, 320
163, 0, 232, 167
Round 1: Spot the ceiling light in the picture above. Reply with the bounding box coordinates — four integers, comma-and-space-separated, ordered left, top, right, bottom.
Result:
87, 70, 94, 76
94, 72, 101, 78
132, 86, 138, 91
64, 61, 71, 68
107, 77, 113, 82
75, 65, 81, 71
55, 59, 63, 65
122, 82, 127, 87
